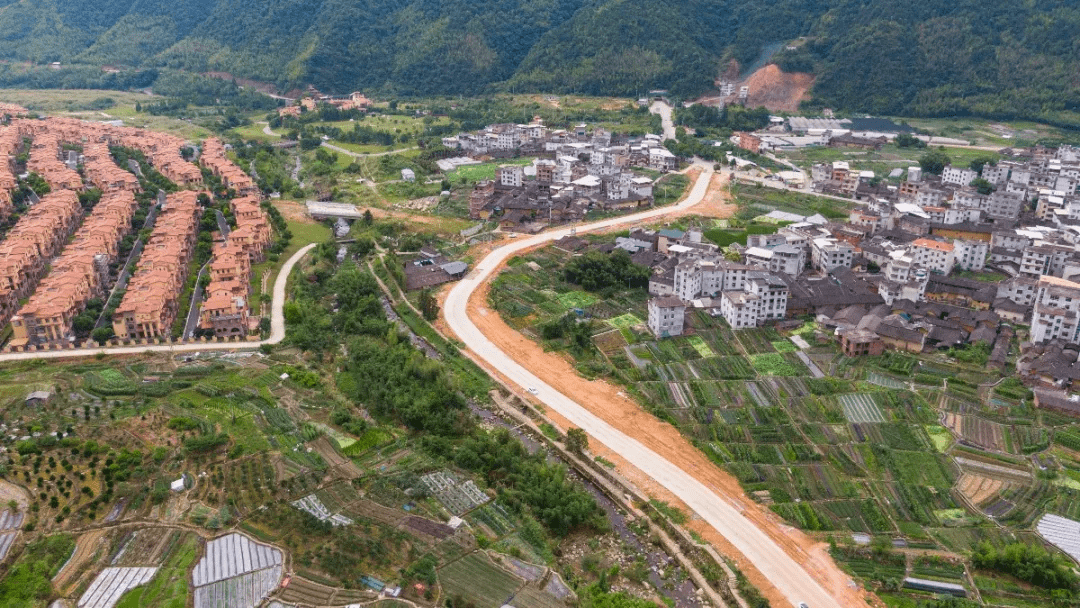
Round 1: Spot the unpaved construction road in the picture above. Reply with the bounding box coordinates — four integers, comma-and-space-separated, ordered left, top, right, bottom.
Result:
444, 163, 870, 608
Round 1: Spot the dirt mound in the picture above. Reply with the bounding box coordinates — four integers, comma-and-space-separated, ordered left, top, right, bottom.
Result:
743, 64, 814, 113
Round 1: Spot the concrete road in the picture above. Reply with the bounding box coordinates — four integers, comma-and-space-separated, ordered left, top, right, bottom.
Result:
0, 243, 316, 362
650, 100, 677, 141
182, 262, 210, 339
321, 142, 419, 159
444, 163, 838, 608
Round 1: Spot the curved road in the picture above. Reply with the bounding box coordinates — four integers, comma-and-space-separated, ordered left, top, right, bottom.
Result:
445, 163, 840, 608
321, 142, 419, 159
259, 123, 419, 159
0, 243, 316, 362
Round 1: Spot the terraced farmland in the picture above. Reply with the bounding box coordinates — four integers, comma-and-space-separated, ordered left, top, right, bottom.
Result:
422, 471, 490, 514
291, 494, 354, 526
438, 552, 523, 608
943, 413, 1007, 452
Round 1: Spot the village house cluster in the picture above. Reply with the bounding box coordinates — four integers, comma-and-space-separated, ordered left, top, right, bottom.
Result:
593, 142, 1080, 398
278, 91, 373, 118
445, 120, 673, 231
0, 115, 271, 350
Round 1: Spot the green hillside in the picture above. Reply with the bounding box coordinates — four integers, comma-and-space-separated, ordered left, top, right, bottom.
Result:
0, 0, 1078, 125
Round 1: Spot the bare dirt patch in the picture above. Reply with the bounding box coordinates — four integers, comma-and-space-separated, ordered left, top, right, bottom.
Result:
957, 474, 1007, 506
54, 529, 110, 595
671, 173, 737, 220
0, 480, 29, 510
743, 64, 814, 113
273, 200, 319, 225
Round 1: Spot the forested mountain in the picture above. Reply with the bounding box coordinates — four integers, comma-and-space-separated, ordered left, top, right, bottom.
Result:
0, 0, 1079, 123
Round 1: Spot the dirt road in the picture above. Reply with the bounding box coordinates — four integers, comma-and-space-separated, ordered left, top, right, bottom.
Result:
443, 165, 870, 608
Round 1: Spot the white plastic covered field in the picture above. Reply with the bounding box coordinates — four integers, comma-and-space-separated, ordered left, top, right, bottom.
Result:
77, 567, 158, 608
191, 533, 283, 608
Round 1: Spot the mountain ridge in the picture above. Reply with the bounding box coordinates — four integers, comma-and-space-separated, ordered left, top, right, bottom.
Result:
0, 0, 1077, 124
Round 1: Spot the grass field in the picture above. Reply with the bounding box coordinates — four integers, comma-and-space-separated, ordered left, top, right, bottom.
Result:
326, 140, 398, 154
556, 291, 599, 309
449, 158, 534, 183
229, 122, 279, 143
250, 210, 333, 304
606, 314, 643, 329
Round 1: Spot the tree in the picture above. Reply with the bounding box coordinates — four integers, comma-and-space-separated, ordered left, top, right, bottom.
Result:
919, 149, 951, 175
969, 155, 997, 174
91, 327, 114, 344
894, 132, 926, 148
72, 314, 95, 334
970, 177, 994, 195
419, 289, 439, 321
566, 428, 588, 454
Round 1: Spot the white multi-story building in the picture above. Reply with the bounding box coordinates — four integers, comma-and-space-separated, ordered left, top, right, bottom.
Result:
488, 125, 521, 150
1031, 275, 1080, 344
744, 244, 804, 276
719, 274, 788, 329
498, 165, 523, 188
953, 239, 989, 271
1020, 242, 1077, 278
910, 238, 955, 274
982, 163, 1010, 185
916, 188, 948, 208
649, 147, 677, 171
942, 165, 978, 187
985, 190, 1025, 219
885, 254, 916, 283
674, 258, 753, 300
997, 275, 1039, 306
811, 238, 854, 271
648, 296, 686, 338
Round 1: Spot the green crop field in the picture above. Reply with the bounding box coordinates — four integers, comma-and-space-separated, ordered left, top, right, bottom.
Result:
438, 552, 523, 608
687, 336, 714, 358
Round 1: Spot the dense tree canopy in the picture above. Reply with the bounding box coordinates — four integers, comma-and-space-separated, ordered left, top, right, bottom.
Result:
972, 542, 1079, 591
2, 0, 1079, 122
564, 250, 651, 293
